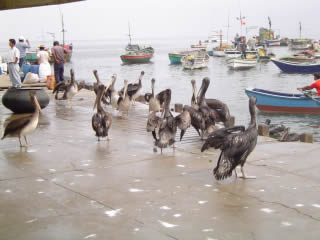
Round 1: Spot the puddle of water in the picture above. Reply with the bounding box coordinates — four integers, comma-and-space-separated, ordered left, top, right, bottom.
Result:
281, 221, 292, 227
202, 229, 214, 232
5, 189, 12, 193
36, 178, 45, 182
295, 204, 304, 207
104, 208, 122, 217
49, 169, 56, 172
27, 149, 38, 153
173, 214, 181, 218
84, 234, 96, 239
129, 188, 144, 193
25, 218, 38, 223
198, 201, 208, 205
205, 184, 212, 187
158, 220, 178, 228
260, 208, 274, 213
160, 206, 171, 210
176, 164, 185, 168
312, 204, 320, 208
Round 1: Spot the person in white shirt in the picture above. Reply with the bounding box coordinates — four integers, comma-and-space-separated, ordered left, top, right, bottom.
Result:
7, 39, 21, 88
37, 45, 51, 80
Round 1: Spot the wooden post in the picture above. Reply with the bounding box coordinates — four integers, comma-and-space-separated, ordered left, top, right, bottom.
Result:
258, 124, 269, 137
300, 133, 313, 143
175, 104, 183, 113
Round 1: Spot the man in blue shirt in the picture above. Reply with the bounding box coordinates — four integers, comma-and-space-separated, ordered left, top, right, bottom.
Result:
16, 36, 30, 68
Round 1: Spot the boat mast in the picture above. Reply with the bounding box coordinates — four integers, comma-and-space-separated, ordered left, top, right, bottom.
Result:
128, 21, 132, 45
226, 12, 230, 44
237, 12, 245, 36
268, 16, 272, 40
220, 29, 223, 48
299, 22, 302, 39
59, 7, 66, 46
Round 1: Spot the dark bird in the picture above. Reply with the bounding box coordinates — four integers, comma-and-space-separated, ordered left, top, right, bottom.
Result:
184, 77, 219, 140
126, 71, 144, 104
53, 69, 85, 104
117, 79, 131, 118
1, 90, 41, 147
279, 127, 300, 142
264, 119, 286, 137
154, 89, 177, 152
191, 79, 231, 127
148, 78, 169, 113
201, 97, 258, 180
92, 84, 112, 141
92, 69, 109, 105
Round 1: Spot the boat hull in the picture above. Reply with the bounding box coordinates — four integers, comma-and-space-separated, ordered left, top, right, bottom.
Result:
168, 53, 185, 64
264, 39, 281, 47
245, 88, 320, 114
227, 58, 257, 70
271, 59, 320, 73
120, 54, 153, 64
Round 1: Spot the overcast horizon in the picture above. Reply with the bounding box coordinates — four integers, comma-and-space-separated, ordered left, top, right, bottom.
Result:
0, 0, 320, 43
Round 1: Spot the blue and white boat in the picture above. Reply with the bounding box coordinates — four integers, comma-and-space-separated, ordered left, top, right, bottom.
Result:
271, 59, 320, 73
245, 88, 320, 114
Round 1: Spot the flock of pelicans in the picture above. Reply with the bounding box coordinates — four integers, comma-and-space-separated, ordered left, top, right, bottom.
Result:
1, 69, 259, 180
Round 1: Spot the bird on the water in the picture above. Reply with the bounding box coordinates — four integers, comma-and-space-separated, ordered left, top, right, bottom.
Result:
1, 90, 41, 147
201, 96, 258, 180
92, 84, 112, 141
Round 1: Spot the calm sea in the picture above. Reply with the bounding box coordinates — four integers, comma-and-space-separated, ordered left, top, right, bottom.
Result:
1, 38, 319, 141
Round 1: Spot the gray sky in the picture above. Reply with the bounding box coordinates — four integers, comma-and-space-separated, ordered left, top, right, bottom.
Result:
0, 0, 320, 42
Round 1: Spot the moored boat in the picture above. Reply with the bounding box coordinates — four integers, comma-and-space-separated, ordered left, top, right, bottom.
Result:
245, 87, 320, 114
120, 46, 154, 64
264, 39, 280, 47
271, 59, 320, 73
226, 58, 257, 70
181, 50, 209, 70
168, 50, 198, 64
290, 39, 313, 50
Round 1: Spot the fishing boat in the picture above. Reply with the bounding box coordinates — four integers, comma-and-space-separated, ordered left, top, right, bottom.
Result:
257, 47, 275, 62
264, 39, 280, 47
290, 39, 313, 50
279, 55, 314, 63
271, 59, 320, 73
120, 46, 154, 64
181, 50, 209, 70
168, 50, 198, 64
245, 88, 320, 114
120, 23, 154, 64
191, 42, 207, 50
226, 58, 257, 70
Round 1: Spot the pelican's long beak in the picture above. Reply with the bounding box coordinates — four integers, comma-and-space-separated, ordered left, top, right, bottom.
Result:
34, 96, 41, 112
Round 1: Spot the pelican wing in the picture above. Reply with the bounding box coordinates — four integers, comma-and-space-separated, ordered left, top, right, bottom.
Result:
183, 105, 204, 136
126, 83, 139, 97
2, 116, 31, 139
52, 82, 66, 94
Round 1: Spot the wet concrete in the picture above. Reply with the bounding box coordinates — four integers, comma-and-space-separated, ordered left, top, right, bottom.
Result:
0, 89, 320, 240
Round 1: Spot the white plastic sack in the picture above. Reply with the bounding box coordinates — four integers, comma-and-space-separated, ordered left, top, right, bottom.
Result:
23, 72, 39, 84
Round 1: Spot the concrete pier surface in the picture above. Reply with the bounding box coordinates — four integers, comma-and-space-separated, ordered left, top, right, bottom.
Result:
0, 89, 320, 240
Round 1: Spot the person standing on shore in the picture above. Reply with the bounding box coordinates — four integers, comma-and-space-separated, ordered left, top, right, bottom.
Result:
51, 41, 67, 84
7, 39, 21, 88
16, 36, 30, 68
37, 45, 51, 80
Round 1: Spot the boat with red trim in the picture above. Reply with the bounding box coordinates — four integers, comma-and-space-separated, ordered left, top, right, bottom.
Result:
245, 88, 320, 114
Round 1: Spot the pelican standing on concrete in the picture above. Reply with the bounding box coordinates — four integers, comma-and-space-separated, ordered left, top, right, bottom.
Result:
201, 97, 258, 180
1, 90, 41, 147
92, 84, 112, 141
126, 71, 144, 105
53, 69, 85, 105
191, 79, 231, 127
93, 69, 109, 105
117, 79, 131, 118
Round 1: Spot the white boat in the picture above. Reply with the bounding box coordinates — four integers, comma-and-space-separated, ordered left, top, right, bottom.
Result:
224, 49, 242, 58
181, 50, 209, 70
212, 49, 225, 57
226, 58, 257, 70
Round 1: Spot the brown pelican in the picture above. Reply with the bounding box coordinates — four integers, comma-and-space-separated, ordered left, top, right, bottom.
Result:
93, 69, 109, 105
53, 69, 85, 103
1, 90, 41, 147
154, 89, 177, 152
92, 84, 112, 141
117, 79, 131, 118
264, 119, 286, 138
126, 71, 144, 104
201, 97, 258, 180
148, 78, 168, 113
279, 128, 300, 142
191, 79, 231, 127
184, 78, 218, 140
175, 107, 191, 141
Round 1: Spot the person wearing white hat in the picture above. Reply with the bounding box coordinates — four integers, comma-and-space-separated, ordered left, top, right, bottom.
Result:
16, 36, 30, 68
